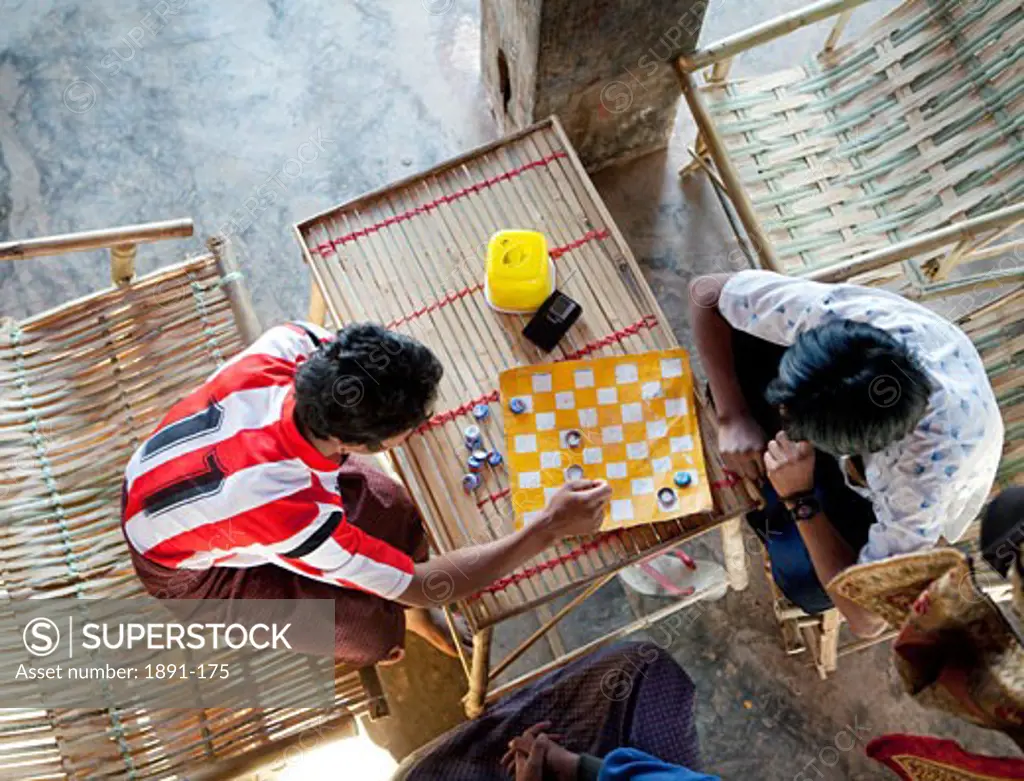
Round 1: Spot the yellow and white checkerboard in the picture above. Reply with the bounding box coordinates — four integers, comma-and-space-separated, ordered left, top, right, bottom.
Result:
500, 349, 713, 531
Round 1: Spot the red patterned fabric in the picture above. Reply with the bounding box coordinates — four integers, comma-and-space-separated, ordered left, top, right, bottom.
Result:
867, 735, 1024, 780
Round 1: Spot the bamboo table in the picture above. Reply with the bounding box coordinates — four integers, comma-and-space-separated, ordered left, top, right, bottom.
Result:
294, 117, 761, 716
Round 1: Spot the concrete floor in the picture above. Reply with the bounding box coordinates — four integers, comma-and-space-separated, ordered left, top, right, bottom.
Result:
2, 0, 1022, 778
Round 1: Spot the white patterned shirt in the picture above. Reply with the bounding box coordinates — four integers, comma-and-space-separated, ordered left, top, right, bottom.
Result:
718, 271, 1003, 564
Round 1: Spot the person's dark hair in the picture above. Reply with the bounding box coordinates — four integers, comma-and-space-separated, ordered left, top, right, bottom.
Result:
294, 323, 443, 448
764, 319, 932, 456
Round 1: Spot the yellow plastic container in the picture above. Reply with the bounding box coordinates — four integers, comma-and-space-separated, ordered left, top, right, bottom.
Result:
485, 230, 555, 313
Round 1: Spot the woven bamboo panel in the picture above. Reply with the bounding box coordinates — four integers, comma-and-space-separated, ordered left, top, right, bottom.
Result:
295, 117, 761, 632
700, 0, 1023, 277
958, 287, 1024, 489
940, 287, 1023, 596
0, 255, 373, 781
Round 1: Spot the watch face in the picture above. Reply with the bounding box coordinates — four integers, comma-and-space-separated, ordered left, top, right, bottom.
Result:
793, 497, 821, 520
795, 503, 816, 520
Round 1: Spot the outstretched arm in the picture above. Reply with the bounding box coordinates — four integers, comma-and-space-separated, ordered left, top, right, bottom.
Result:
395, 480, 612, 608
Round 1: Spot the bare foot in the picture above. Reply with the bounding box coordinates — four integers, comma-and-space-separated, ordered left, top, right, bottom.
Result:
405, 607, 470, 658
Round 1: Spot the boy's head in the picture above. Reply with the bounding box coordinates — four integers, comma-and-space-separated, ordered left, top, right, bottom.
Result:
294, 323, 443, 453
765, 319, 932, 456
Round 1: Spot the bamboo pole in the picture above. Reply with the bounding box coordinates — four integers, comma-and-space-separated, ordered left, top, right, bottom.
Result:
837, 629, 898, 657
464, 628, 494, 718
208, 236, 262, 347
807, 202, 1024, 283
489, 574, 616, 681
822, 9, 854, 53
109, 243, 138, 285
0, 218, 193, 261
679, 0, 873, 71
720, 518, 749, 591
483, 581, 718, 705
676, 65, 781, 270
709, 57, 735, 83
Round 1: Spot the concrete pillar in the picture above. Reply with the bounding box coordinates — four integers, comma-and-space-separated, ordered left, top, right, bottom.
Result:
481, 0, 708, 171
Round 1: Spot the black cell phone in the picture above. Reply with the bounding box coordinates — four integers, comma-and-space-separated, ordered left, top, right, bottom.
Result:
523, 290, 582, 352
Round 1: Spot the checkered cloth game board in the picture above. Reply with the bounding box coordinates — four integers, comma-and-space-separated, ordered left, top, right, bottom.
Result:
501, 350, 713, 531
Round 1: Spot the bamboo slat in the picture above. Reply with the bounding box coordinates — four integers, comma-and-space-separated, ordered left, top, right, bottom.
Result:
294, 117, 761, 633
0, 252, 380, 781
690, 0, 1023, 283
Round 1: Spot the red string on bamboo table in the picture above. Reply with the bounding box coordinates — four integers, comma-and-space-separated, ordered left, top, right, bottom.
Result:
416, 315, 661, 432
387, 283, 485, 329
710, 471, 742, 490
418, 389, 502, 433
547, 229, 609, 258
314, 152, 569, 257
561, 315, 659, 360
384, 229, 612, 329
476, 487, 512, 508
472, 529, 628, 598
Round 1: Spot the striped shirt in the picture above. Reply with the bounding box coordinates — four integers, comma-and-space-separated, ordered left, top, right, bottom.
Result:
122, 323, 415, 600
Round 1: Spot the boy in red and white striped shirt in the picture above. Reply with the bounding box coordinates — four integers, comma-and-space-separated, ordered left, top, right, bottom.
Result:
123, 322, 610, 665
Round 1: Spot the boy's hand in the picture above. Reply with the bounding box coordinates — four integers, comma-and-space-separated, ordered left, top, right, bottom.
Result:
764, 431, 815, 499
502, 723, 579, 781
534, 480, 612, 540
719, 413, 768, 481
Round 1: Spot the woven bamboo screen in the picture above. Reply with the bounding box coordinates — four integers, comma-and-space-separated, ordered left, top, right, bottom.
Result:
295, 117, 761, 633
699, 0, 1022, 278
0, 254, 371, 781
959, 287, 1024, 490
948, 287, 1024, 595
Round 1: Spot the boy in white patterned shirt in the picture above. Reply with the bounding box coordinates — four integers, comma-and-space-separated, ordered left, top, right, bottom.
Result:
689, 270, 1003, 637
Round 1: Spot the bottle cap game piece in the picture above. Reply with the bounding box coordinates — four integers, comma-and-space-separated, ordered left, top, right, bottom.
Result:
657, 487, 677, 507
472, 404, 490, 420
464, 424, 481, 441
674, 471, 693, 488
462, 473, 482, 492
467, 456, 484, 472
487, 450, 503, 467
564, 464, 585, 482
564, 429, 583, 449
508, 397, 527, 415
472, 449, 489, 461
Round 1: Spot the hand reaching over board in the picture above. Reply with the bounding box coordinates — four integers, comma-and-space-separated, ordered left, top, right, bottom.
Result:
396, 479, 612, 609
534, 479, 613, 539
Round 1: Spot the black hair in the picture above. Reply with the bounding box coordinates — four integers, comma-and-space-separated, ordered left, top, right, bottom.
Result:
764, 319, 932, 456
294, 322, 443, 448
981, 486, 1024, 578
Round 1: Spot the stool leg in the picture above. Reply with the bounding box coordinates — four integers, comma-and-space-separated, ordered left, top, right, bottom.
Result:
720, 518, 749, 591
679, 130, 710, 178
819, 609, 841, 675
463, 627, 493, 719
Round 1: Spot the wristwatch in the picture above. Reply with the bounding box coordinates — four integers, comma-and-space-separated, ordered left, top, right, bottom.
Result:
783, 492, 821, 521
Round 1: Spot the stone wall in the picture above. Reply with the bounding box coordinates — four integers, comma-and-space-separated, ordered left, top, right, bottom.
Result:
481, 0, 708, 170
